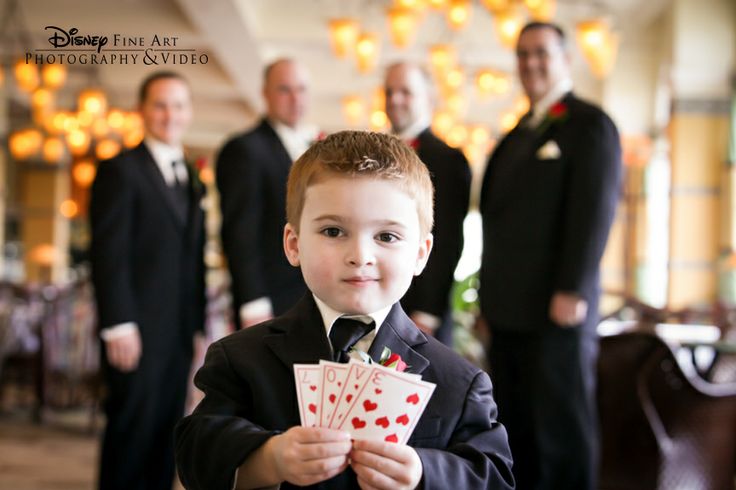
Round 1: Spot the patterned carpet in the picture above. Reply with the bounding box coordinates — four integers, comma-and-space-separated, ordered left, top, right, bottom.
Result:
0, 411, 185, 490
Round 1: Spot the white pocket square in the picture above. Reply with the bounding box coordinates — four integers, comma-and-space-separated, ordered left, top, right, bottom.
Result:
536, 140, 561, 160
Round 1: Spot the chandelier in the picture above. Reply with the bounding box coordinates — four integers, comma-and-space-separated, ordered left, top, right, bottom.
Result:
576, 19, 619, 79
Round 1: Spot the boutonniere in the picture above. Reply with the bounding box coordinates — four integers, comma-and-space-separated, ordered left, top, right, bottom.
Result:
310, 130, 327, 147
536, 139, 561, 160
187, 157, 207, 195
536, 101, 569, 134
353, 346, 408, 372
407, 138, 420, 151
378, 347, 408, 372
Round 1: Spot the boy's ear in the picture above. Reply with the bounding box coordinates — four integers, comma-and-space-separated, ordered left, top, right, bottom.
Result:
413, 232, 433, 276
283, 223, 301, 267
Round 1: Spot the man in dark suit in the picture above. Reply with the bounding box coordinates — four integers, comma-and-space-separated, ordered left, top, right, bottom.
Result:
385, 61, 471, 346
90, 71, 206, 490
479, 22, 622, 489
217, 58, 315, 329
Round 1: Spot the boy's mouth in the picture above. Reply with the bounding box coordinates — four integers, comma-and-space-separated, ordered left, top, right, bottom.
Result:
343, 276, 378, 286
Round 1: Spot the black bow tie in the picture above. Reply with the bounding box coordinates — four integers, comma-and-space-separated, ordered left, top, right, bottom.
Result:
329, 317, 374, 363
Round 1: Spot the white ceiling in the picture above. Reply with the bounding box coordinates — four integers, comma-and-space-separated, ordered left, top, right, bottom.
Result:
8, 0, 672, 150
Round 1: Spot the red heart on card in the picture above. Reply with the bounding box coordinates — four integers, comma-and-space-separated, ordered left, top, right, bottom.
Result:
375, 416, 389, 428
309, 385, 317, 391
363, 399, 377, 412
375, 388, 382, 394
346, 394, 353, 402
396, 414, 409, 425
406, 393, 419, 405
308, 403, 317, 414
329, 394, 336, 404
352, 417, 366, 429
385, 433, 398, 443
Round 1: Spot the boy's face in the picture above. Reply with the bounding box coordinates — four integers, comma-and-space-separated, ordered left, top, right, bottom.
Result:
284, 176, 433, 315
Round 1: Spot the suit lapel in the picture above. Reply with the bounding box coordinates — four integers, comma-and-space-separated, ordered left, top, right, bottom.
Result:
367, 303, 430, 376
184, 162, 205, 242
263, 295, 333, 367
136, 144, 187, 227
263, 298, 430, 376
261, 119, 294, 172
485, 98, 569, 210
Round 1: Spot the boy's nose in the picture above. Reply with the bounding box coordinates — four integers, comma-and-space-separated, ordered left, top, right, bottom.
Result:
346, 238, 375, 266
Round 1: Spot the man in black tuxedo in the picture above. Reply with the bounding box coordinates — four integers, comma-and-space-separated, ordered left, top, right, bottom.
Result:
385, 61, 471, 346
217, 58, 315, 329
479, 22, 622, 489
90, 71, 206, 490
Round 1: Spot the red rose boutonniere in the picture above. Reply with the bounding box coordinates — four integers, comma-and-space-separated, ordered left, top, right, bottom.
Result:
309, 130, 327, 147
407, 138, 420, 151
537, 101, 569, 133
378, 347, 408, 372
353, 346, 408, 372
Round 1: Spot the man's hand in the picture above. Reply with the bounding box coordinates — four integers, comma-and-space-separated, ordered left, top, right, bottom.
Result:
549, 292, 588, 328
350, 439, 422, 490
267, 427, 352, 487
104, 329, 142, 372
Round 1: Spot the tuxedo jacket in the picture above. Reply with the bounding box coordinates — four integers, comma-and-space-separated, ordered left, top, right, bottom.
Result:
89, 142, 206, 354
401, 129, 471, 320
216, 118, 307, 319
479, 93, 621, 331
175, 295, 514, 490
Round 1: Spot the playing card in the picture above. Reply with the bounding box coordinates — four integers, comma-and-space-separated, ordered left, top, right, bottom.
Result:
328, 360, 372, 429
293, 364, 323, 427
319, 360, 350, 427
336, 364, 435, 444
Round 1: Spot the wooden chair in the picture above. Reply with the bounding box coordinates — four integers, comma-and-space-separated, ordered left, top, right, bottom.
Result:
598, 330, 736, 490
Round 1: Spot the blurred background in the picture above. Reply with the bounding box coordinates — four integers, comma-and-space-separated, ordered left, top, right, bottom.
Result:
0, 0, 734, 488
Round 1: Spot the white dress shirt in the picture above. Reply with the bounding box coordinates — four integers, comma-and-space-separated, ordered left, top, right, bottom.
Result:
527, 78, 574, 129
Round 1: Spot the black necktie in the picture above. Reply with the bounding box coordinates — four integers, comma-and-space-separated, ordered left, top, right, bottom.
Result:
171, 160, 189, 217
329, 317, 374, 363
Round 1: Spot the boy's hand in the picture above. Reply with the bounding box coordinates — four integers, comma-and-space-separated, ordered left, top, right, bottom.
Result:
269, 427, 352, 486
350, 439, 423, 490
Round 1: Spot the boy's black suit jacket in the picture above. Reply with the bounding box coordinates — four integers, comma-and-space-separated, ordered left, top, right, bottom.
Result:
175, 295, 514, 489
216, 118, 307, 321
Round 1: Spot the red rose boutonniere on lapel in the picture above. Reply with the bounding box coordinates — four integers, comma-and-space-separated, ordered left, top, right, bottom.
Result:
537, 101, 569, 134
185, 156, 206, 196
309, 130, 327, 147
378, 347, 408, 372
354, 346, 408, 372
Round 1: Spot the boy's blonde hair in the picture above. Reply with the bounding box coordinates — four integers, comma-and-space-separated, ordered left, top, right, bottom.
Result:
286, 130, 434, 235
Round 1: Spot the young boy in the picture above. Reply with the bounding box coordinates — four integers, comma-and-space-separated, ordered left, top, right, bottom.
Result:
175, 131, 514, 489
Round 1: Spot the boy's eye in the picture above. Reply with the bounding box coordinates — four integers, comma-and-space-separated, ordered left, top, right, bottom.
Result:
377, 232, 399, 243
320, 227, 343, 238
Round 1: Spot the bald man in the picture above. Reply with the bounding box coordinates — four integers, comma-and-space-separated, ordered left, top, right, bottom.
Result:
385, 61, 471, 346
217, 58, 317, 329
